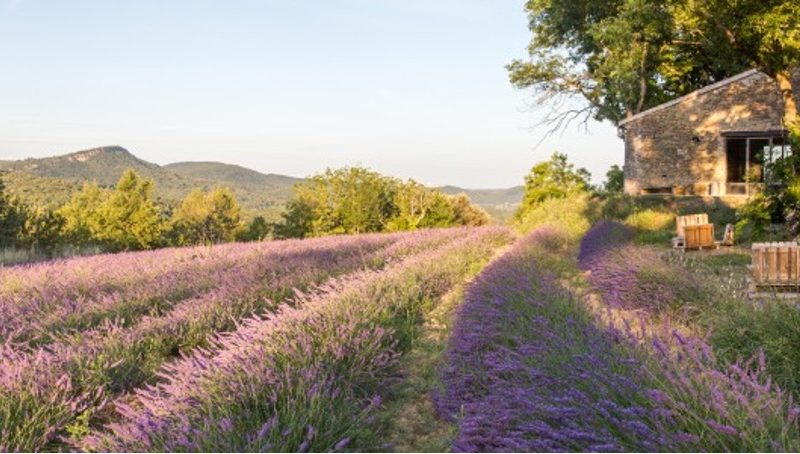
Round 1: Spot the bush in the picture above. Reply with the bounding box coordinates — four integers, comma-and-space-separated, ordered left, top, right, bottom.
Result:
624, 210, 674, 232
515, 192, 595, 239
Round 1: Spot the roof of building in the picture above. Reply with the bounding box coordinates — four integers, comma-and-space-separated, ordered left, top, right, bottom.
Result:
618, 69, 764, 127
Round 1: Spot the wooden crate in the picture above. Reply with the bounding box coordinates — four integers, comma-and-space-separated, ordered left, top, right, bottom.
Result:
676, 213, 709, 238
751, 242, 800, 292
683, 224, 716, 249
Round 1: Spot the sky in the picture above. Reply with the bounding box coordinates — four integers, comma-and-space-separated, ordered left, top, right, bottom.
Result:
0, 0, 623, 188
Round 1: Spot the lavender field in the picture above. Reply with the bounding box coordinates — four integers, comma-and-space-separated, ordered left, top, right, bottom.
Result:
435, 222, 800, 452
3, 220, 800, 453
0, 227, 514, 452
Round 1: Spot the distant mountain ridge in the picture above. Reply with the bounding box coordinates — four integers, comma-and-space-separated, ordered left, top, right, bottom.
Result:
0, 146, 522, 218
438, 185, 524, 207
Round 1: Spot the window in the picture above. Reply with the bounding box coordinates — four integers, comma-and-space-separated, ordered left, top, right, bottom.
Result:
725, 132, 792, 195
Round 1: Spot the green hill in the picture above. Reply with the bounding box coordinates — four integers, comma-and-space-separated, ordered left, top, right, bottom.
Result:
0, 146, 297, 219
0, 146, 522, 221
438, 185, 524, 207
163, 161, 300, 205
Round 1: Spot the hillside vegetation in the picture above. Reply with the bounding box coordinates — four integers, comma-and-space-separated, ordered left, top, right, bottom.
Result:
0, 147, 522, 222
0, 146, 291, 217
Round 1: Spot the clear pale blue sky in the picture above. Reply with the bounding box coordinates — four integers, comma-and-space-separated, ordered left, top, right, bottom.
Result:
0, 0, 622, 188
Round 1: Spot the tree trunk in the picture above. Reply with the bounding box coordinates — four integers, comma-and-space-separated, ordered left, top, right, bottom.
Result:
775, 69, 798, 131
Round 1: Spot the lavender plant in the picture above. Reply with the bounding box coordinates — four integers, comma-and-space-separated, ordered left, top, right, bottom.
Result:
0, 228, 465, 451
578, 221, 705, 314
435, 227, 680, 452
437, 225, 800, 452
81, 227, 512, 452
0, 232, 412, 345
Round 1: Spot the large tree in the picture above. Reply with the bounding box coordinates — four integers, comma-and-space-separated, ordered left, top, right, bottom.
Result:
275, 167, 489, 238
58, 181, 109, 247
280, 167, 399, 237
0, 173, 26, 248
171, 187, 242, 246
94, 169, 165, 251
508, 0, 799, 128
516, 152, 591, 219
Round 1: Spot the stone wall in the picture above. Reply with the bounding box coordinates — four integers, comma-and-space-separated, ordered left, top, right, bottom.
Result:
622, 71, 787, 196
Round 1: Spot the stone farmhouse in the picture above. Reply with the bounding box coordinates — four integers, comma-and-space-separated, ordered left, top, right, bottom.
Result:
619, 69, 800, 196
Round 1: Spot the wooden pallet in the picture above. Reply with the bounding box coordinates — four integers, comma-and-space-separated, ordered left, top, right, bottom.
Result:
749, 242, 800, 296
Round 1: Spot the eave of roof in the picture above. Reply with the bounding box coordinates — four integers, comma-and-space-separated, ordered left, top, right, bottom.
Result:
618, 69, 763, 127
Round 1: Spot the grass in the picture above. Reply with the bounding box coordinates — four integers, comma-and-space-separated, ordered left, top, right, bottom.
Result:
373, 244, 513, 452
515, 192, 596, 240
374, 286, 463, 452
577, 214, 800, 399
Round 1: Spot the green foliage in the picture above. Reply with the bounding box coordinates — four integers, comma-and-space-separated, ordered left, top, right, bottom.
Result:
448, 193, 490, 227
735, 193, 773, 242
624, 209, 674, 231
58, 182, 109, 247
602, 164, 624, 193
734, 131, 800, 243
623, 209, 675, 244
274, 199, 315, 239
601, 193, 736, 230
516, 152, 590, 220
289, 167, 398, 236
386, 183, 488, 232
171, 187, 242, 246
508, 0, 799, 125
710, 299, 800, 394
93, 170, 165, 251
0, 175, 26, 248
516, 192, 595, 240
236, 216, 271, 242
386, 180, 451, 231
18, 206, 65, 255
276, 167, 488, 238
667, 251, 800, 396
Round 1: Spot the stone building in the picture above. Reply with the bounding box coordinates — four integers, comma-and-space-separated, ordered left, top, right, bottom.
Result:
619, 69, 800, 196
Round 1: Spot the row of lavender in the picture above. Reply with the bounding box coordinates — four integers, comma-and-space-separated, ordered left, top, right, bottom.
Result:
436, 226, 800, 452
0, 228, 470, 451
79, 226, 513, 451
0, 230, 438, 345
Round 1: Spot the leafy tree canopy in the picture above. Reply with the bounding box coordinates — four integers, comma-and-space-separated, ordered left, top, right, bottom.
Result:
276, 167, 488, 238
508, 0, 800, 126
0, 173, 27, 248
93, 169, 165, 251
602, 164, 625, 193
171, 187, 242, 246
517, 152, 591, 219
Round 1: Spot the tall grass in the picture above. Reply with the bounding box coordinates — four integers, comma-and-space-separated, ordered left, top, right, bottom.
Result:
515, 193, 596, 239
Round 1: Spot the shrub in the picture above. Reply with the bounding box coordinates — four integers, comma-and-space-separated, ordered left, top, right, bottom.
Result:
516, 192, 595, 239
624, 210, 674, 232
